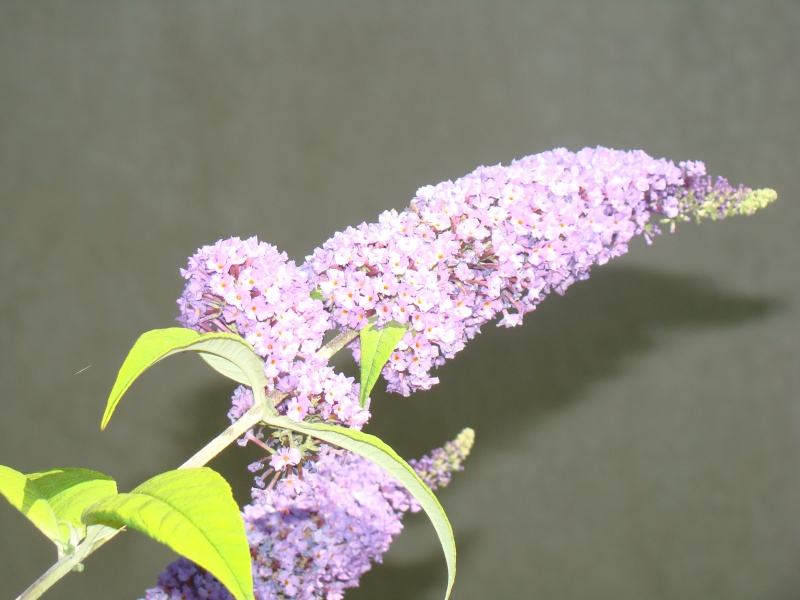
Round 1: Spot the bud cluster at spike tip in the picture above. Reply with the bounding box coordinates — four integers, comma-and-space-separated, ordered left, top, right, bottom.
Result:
143, 435, 473, 600
304, 146, 776, 396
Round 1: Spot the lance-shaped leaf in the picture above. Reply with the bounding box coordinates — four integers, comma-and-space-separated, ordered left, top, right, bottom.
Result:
28, 468, 118, 542
0, 465, 62, 545
264, 415, 456, 600
83, 468, 254, 600
0, 466, 117, 553
102, 327, 271, 430
358, 320, 406, 408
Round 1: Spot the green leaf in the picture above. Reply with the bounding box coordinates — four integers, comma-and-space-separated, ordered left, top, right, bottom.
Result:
358, 321, 406, 408
28, 468, 117, 542
102, 327, 270, 430
83, 468, 253, 600
0, 466, 117, 553
264, 415, 456, 600
0, 465, 62, 545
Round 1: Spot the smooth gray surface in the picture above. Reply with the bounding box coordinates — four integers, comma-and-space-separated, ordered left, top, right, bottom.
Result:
1, 3, 799, 599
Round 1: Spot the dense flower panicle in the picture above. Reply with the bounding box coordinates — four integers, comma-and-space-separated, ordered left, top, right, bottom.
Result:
177, 237, 369, 430
161, 148, 775, 600
304, 146, 776, 396
143, 434, 473, 600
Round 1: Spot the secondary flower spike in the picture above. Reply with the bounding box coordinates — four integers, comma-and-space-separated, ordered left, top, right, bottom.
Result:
143, 433, 474, 600
305, 147, 776, 396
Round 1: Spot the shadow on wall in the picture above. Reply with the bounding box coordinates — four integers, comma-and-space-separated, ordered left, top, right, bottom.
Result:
348, 264, 779, 600
357, 264, 779, 456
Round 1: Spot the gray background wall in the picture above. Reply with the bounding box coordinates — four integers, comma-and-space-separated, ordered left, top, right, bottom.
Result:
1, 3, 799, 599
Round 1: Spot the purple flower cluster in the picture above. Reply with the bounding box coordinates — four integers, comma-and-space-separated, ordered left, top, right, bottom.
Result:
304, 147, 773, 396
144, 432, 474, 600
177, 237, 369, 429
178, 147, 775, 410
161, 147, 775, 600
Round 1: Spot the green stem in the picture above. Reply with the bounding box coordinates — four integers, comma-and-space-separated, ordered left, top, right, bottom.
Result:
179, 400, 269, 469
16, 524, 119, 600
16, 404, 268, 599
316, 329, 359, 360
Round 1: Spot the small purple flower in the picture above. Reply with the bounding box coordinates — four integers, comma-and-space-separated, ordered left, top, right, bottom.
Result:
269, 447, 302, 472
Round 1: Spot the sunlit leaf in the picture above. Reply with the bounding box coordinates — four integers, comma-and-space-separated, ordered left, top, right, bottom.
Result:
0, 465, 117, 556
83, 468, 253, 600
358, 321, 406, 408
0, 465, 62, 545
102, 328, 270, 430
27, 468, 117, 542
